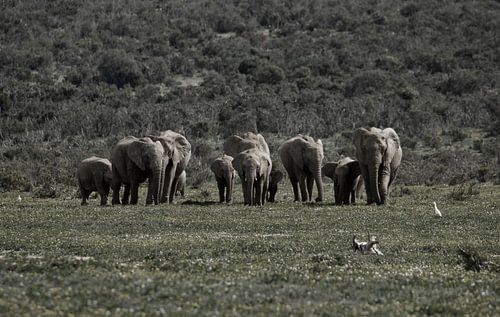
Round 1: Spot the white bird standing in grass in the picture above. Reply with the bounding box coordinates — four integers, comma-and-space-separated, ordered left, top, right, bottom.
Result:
433, 201, 442, 217
16, 195, 22, 203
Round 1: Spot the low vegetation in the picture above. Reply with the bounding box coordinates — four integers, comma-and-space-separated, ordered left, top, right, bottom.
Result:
0, 185, 498, 315
0, 0, 499, 193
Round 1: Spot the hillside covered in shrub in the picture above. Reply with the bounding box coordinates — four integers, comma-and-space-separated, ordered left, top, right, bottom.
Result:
0, 0, 499, 194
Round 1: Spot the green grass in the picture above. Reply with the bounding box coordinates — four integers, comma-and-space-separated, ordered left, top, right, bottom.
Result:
0, 184, 499, 316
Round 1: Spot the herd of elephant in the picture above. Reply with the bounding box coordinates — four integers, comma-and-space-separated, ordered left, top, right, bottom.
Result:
76, 128, 402, 207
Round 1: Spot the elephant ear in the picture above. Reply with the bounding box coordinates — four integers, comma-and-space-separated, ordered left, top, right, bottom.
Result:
346, 161, 361, 178
383, 128, 400, 150
353, 128, 371, 160
148, 135, 175, 157
321, 162, 338, 180
316, 139, 324, 159
256, 134, 270, 155
231, 152, 244, 175
127, 140, 147, 171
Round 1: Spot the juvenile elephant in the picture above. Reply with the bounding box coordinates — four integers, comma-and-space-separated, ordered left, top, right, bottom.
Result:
267, 168, 284, 203
279, 135, 324, 202
322, 157, 362, 205
148, 130, 191, 204
77, 156, 112, 206
354, 127, 402, 205
232, 149, 272, 206
111, 136, 164, 205
175, 170, 186, 197
210, 154, 236, 203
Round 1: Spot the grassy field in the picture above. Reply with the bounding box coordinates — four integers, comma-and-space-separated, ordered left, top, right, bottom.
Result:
0, 184, 498, 316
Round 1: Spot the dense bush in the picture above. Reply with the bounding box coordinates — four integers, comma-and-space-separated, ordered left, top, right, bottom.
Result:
97, 50, 143, 88
0, 0, 498, 189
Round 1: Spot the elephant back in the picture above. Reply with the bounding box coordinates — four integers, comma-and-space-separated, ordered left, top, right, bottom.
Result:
81, 156, 112, 168
223, 132, 270, 157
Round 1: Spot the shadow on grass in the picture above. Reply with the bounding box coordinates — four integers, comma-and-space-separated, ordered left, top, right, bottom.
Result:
181, 200, 219, 206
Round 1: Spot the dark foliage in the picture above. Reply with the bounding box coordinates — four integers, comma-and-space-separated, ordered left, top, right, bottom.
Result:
0, 0, 499, 191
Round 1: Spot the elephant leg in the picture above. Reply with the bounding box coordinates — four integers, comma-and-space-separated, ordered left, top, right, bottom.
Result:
241, 182, 248, 205
146, 177, 154, 205
306, 174, 314, 202
95, 176, 109, 206
216, 177, 226, 203
254, 178, 263, 206
350, 189, 356, 204
162, 163, 177, 204
111, 178, 122, 205
333, 180, 341, 205
122, 184, 131, 205
80, 187, 91, 206
130, 182, 139, 205
169, 175, 179, 203
342, 179, 352, 205
268, 186, 277, 203
290, 178, 300, 202
298, 174, 309, 202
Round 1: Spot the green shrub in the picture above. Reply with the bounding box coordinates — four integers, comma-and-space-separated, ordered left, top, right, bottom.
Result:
343, 70, 392, 97
400, 3, 419, 17
0, 169, 31, 192
255, 64, 285, 84
98, 50, 143, 88
437, 71, 481, 96
448, 182, 480, 201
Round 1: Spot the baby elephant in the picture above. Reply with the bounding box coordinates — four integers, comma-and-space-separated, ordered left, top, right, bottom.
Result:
267, 169, 284, 202
210, 154, 236, 203
322, 157, 362, 205
175, 170, 186, 197
77, 156, 113, 206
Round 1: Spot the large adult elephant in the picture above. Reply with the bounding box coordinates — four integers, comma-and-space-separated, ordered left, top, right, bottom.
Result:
77, 156, 113, 206
232, 148, 272, 206
322, 157, 362, 205
148, 130, 191, 204
111, 136, 164, 205
210, 154, 236, 203
354, 127, 402, 205
279, 135, 324, 202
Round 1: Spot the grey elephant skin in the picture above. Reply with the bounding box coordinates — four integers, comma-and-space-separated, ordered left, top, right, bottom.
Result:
223, 132, 270, 158
232, 148, 272, 206
175, 170, 186, 197
148, 130, 191, 204
267, 168, 284, 202
111, 136, 165, 205
210, 154, 236, 203
223, 132, 283, 203
77, 156, 113, 206
280, 135, 324, 202
354, 127, 402, 205
322, 157, 362, 205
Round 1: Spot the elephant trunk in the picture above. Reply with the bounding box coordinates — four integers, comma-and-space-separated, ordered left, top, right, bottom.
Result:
152, 165, 163, 205
245, 168, 256, 205
313, 161, 323, 202
161, 161, 177, 204
368, 164, 381, 205
379, 163, 391, 204
158, 157, 168, 203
